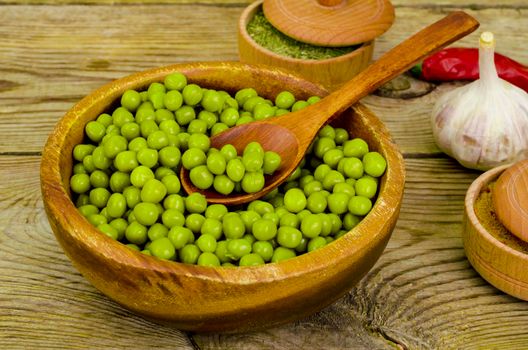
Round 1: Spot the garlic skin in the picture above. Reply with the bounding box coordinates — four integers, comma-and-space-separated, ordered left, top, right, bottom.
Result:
431, 32, 528, 171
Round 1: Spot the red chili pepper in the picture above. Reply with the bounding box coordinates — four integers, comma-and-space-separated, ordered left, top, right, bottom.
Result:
411, 48, 528, 92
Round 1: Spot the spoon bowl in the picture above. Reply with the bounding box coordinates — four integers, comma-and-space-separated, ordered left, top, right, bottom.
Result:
182, 11, 480, 205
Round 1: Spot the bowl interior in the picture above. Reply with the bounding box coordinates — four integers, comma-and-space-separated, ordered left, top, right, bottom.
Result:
41, 61, 405, 332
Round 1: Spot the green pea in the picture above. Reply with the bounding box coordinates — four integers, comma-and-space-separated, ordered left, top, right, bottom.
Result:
223, 213, 246, 239
187, 119, 208, 134
108, 218, 127, 240
253, 104, 275, 120
157, 145, 180, 168
307, 236, 327, 252
155, 167, 176, 180
164, 72, 187, 91
333, 182, 355, 197
235, 88, 257, 105
168, 226, 194, 249
125, 221, 148, 245
205, 204, 228, 220
107, 172, 129, 193
334, 128, 349, 144
275, 91, 295, 109
97, 223, 119, 240
215, 240, 231, 263
283, 188, 306, 213
322, 170, 345, 191
206, 151, 226, 175
271, 247, 296, 263
323, 148, 344, 168
197, 252, 220, 266
343, 138, 369, 158
239, 210, 261, 232
161, 174, 181, 194
159, 120, 181, 136
161, 208, 185, 228
355, 176, 378, 199
307, 96, 321, 104
180, 244, 201, 264
133, 202, 159, 226
96, 113, 113, 127
201, 90, 224, 113
196, 233, 217, 253
363, 151, 387, 177
303, 180, 323, 196
70, 173, 91, 194
263, 151, 281, 175
241, 171, 265, 193
314, 163, 332, 182
73, 144, 96, 162
89, 187, 110, 208
318, 125, 336, 139
182, 148, 207, 169
114, 150, 138, 173
348, 196, 372, 216
185, 193, 207, 214
277, 226, 303, 248
300, 214, 322, 238
78, 204, 99, 217
85, 121, 106, 143
213, 175, 235, 195
163, 90, 183, 111
163, 194, 185, 212
190, 165, 214, 190
314, 137, 336, 159
252, 241, 274, 262
251, 218, 277, 241
106, 193, 127, 218
130, 165, 155, 188
182, 84, 203, 106
210, 122, 229, 136
92, 146, 112, 170
148, 223, 169, 241
227, 238, 252, 260
128, 137, 148, 153
226, 158, 245, 182
239, 253, 264, 266
200, 218, 223, 240
103, 135, 127, 159
219, 107, 239, 126
149, 237, 175, 260
136, 147, 158, 169
112, 107, 134, 128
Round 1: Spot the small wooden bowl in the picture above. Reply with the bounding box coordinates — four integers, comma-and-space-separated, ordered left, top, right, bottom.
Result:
238, 0, 375, 91
463, 165, 528, 301
40, 61, 405, 333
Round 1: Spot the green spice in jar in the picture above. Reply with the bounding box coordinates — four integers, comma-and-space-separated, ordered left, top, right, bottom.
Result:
246, 10, 359, 60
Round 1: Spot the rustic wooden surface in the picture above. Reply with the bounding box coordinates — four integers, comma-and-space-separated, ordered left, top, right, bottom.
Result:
2, 1, 528, 349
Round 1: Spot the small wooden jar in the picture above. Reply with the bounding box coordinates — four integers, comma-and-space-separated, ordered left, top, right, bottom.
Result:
463, 164, 528, 301
238, 0, 394, 91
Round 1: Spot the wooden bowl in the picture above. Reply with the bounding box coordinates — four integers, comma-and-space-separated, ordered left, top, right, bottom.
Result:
238, 0, 375, 91
463, 164, 528, 301
40, 61, 405, 333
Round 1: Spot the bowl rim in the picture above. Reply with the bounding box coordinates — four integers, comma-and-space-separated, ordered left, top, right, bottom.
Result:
238, 0, 374, 65
464, 163, 528, 260
40, 61, 405, 285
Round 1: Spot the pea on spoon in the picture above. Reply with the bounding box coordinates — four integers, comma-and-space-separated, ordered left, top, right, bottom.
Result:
181, 11, 479, 205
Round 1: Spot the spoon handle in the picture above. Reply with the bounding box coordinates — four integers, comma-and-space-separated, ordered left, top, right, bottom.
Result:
328, 11, 479, 116
277, 11, 479, 141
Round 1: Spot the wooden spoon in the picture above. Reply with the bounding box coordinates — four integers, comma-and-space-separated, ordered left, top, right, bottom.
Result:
182, 11, 479, 205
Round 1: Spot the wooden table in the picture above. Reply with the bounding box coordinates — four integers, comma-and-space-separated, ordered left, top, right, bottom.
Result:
2, 1, 528, 348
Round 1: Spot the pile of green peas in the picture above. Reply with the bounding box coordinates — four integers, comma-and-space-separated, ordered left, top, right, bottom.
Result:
183, 140, 282, 194
70, 72, 387, 267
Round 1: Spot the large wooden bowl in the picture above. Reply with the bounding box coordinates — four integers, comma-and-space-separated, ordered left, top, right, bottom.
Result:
40, 61, 405, 333
463, 165, 528, 301
238, 1, 375, 91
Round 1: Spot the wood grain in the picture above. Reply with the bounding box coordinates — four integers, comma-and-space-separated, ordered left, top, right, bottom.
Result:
2, 0, 528, 348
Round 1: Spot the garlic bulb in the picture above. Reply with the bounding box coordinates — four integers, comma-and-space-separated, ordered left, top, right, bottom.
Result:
431, 32, 528, 170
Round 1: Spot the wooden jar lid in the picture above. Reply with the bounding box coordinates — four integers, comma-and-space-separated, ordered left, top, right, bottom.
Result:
493, 160, 528, 242
262, 0, 395, 47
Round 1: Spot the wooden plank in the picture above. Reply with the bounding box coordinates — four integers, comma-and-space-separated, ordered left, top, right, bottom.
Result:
1, 5, 527, 154
3, 155, 528, 348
